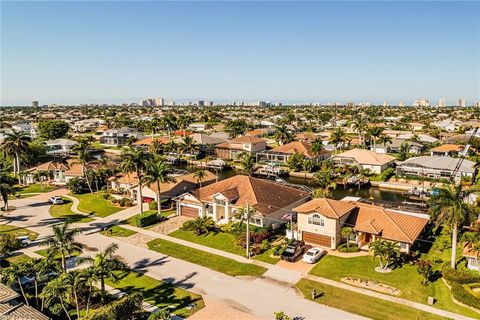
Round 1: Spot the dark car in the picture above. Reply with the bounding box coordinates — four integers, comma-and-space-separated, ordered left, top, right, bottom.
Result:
281, 240, 305, 262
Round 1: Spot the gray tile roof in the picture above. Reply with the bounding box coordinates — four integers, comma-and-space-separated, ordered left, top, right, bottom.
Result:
398, 156, 476, 173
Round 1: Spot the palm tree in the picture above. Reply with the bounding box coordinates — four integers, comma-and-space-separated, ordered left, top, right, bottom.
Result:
377, 134, 392, 152
312, 168, 336, 197
1, 130, 31, 183
77, 243, 127, 304
193, 169, 207, 187
41, 273, 73, 320
0, 171, 15, 211
119, 147, 151, 214
41, 221, 82, 272
72, 136, 94, 193
348, 115, 368, 148
340, 227, 355, 248
182, 216, 215, 236
329, 127, 347, 151
239, 154, 256, 176
181, 136, 198, 160
143, 158, 176, 217
77, 267, 98, 317
1, 260, 30, 305
32, 258, 61, 308
429, 184, 479, 269
311, 138, 324, 157
164, 140, 179, 157
274, 125, 293, 145
369, 239, 400, 272
367, 126, 384, 152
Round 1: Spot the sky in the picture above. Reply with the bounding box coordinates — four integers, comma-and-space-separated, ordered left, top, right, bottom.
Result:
1, 1, 479, 106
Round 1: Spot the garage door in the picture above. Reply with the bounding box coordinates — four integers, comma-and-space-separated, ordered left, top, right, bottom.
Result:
303, 232, 332, 248
180, 206, 198, 218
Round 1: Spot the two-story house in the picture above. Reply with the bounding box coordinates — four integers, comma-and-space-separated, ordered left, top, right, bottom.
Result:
176, 175, 310, 227
45, 139, 77, 156
214, 135, 267, 160
99, 127, 140, 146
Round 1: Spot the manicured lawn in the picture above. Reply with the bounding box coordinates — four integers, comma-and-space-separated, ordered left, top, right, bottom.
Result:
296, 278, 448, 320
147, 238, 267, 277
310, 255, 478, 318
169, 229, 245, 256
16, 184, 57, 194
106, 270, 204, 318
126, 209, 175, 228
100, 225, 137, 237
0, 224, 38, 240
253, 247, 281, 265
48, 197, 94, 223
0, 253, 32, 267
74, 193, 122, 217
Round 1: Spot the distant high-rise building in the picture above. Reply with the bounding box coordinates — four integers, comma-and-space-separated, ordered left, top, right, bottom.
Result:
412, 99, 430, 107
458, 98, 466, 107
32, 100, 39, 107
438, 98, 447, 107
399, 102, 405, 107
475, 101, 480, 108
155, 97, 164, 107
347, 102, 355, 108
197, 100, 205, 107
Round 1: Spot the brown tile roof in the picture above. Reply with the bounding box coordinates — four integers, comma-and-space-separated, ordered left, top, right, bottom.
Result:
346, 202, 429, 244
430, 144, 464, 153
269, 141, 327, 158
0, 284, 18, 303
26, 161, 68, 173
147, 171, 217, 193
333, 149, 395, 166
134, 137, 169, 146
293, 198, 355, 219
246, 129, 269, 137
193, 175, 309, 216
230, 135, 266, 144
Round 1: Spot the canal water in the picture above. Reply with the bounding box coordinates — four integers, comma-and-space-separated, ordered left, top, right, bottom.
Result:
175, 164, 407, 203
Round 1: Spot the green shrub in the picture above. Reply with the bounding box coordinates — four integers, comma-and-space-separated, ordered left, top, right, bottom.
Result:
337, 243, 360, 253
260, 239, 270, 251
102, 193, 110, 200
220, 222, 235, 233
442, 266, 480, 284
451, 282, 480, 310
119, 198, 132, 207
85, 292, 143, 320
149, 201, 158, 211
135, 211, 161, 227
148, 308, 171, 320
272, 244, 285, 256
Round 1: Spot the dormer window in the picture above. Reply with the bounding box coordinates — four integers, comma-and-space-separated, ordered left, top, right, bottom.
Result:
308, 214, 324, 226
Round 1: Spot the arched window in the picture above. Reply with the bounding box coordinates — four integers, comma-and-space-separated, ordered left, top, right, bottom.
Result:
308, 214, 324, 226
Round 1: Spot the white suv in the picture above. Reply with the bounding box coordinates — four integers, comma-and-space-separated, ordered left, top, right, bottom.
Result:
49, 196, 64, 204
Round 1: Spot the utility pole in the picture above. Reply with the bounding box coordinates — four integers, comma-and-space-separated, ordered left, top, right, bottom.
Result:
245, 201, 250, 259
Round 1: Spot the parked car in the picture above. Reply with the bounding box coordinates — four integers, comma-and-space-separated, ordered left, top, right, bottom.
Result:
16, 236, 31, 248
281, 240, 305, 262
49, 196, 64, 204
19, 271, 58, 290
302, 247, 325, 264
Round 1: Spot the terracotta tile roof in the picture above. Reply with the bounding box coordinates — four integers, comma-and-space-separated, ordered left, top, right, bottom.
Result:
346, 202, 429, 244
26, 161, 68, 172
0, 284, 18, 303
134, 137, 168, 146
147, 171, 217, 193
268, 141, 330, 158
294, 132, 317, 141
230, 135, 266, 144
293, 198, 355, 219
193, 175, 309, 216
333, 148, 395, 166
430, 144, 464, 153
246, 129, 270, 136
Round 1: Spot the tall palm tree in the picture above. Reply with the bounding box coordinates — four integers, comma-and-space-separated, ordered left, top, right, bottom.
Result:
72, 136, 94, 193
32, 258, 61, 308
1, 260, 30, 305
164, 140, 179, 157
329, 127, 347, 152
367, 126, 384, 152
41, 221, 82, 272
349, 115, 368, 148
377, 134, 392, 152
193, 169, 207, 187
41, 273, 73, 320
1, 130, 31, 183
181, 136, 198, 160
77, 267, 98, 317
119, 147, 151, 214
239, 154, 256, 176
274, 125, 293, 145
429, 184, 479, 269
77, 243, 127, 304
143, 158, 176, 217
311, 138, 324, 157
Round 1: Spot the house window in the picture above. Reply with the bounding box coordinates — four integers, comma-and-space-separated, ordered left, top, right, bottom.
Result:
399, 242, 408, 250
249, 217, 263, 226
308, 214, 324, 226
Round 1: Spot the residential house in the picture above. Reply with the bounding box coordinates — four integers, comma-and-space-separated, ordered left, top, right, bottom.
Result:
191, 133, 228, 156
99, 127, 140, 146
463, 242, 480, 271
133, 137, 169, 149
396, 156, 476, 182
245, 128, 274, 138
214, 135, 267, 160
23, 161, 69, 185
44, 138, 77, 156
176, 175, 310, 227
11, 121, 37, 138
188, 123, 208, 132
293, 198, 429, 252
256, 141, 331, 164
430, 144, 464, 157
0, 283, 50, 320
332, 149, 396, 174
73, 118, 105, 133
372, 138, 425, 155
396, 133, 439, 144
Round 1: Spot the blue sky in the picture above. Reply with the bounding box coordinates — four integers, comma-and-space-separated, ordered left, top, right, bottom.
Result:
1, 1, 479, 105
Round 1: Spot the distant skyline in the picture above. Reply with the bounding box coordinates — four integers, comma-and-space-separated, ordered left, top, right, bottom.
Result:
1, 1, 479, 106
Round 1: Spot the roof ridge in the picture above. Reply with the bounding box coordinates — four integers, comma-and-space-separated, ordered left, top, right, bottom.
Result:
384, 210, 413, 242
246, 176, 258, 206
324, 198, 340, 218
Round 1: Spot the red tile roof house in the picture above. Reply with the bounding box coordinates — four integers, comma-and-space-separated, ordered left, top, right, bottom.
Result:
256, 141, 331, 165
331, 148, 396, 174
214, 135, 267, 160
175, 175, 310, 227
293, 198, 429, 252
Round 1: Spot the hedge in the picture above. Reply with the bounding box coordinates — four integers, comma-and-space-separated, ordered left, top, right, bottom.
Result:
135, 211, 161, 227
451, 283, 480, 310
85, 292, 143, 320
337, 243, 360, 253
442, 266, 480, 284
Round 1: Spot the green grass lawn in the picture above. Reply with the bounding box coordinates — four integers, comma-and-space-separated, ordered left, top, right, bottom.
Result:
16, 184, 57, 194
74, 193, 123, 217
0, 253, 32, 267
169, 229, 245, 256
252, 247, 281, 264
125, 209, 175, 228
310, 255, 478, 318
296, 278, 448, 320
48, 197, 95, 223
100, 225, 137, 237
106, 270, 204, 318
147, 238, 267, 277
0, 224, 38, 240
